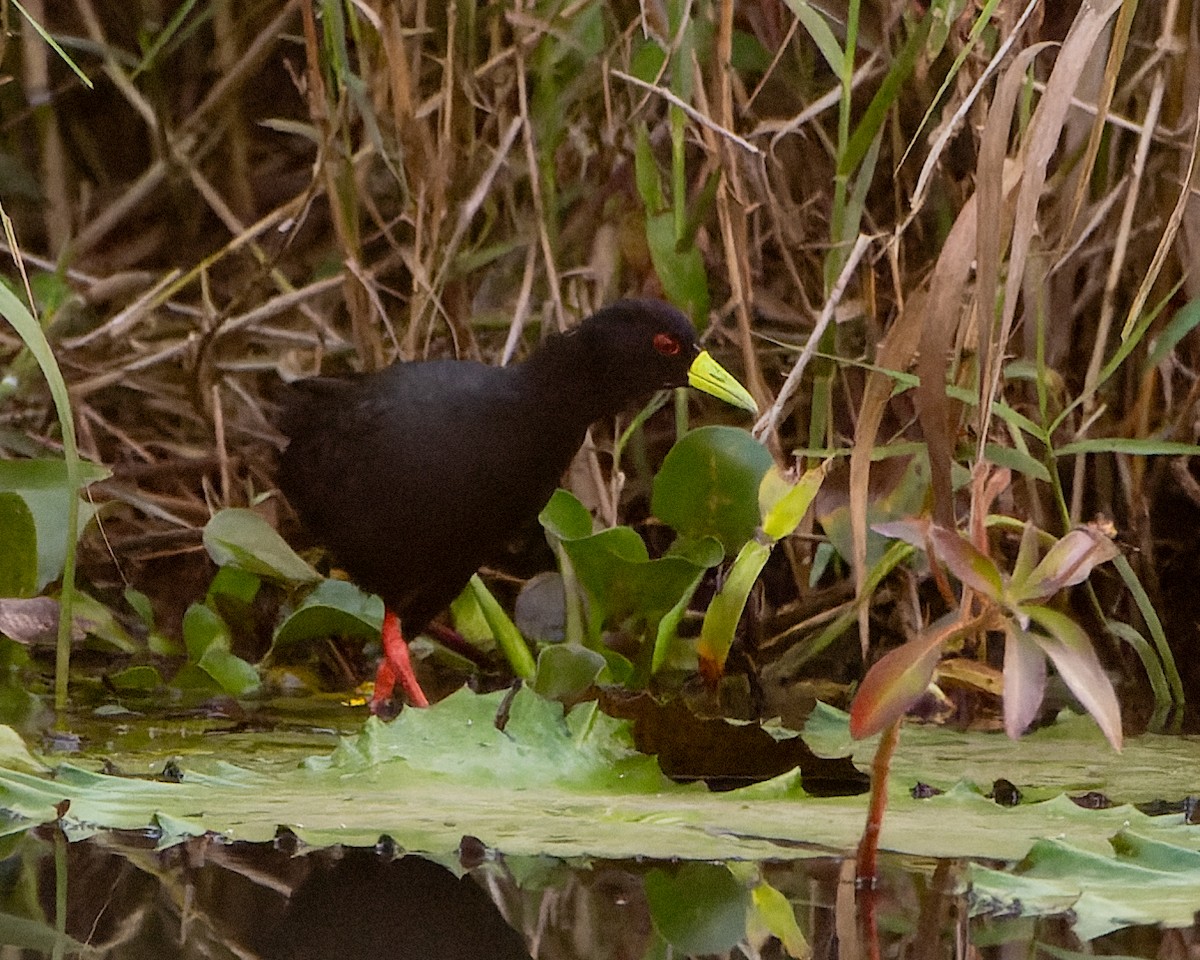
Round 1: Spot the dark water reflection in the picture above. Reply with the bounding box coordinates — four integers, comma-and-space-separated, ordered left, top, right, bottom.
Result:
2, 829, 1196, 959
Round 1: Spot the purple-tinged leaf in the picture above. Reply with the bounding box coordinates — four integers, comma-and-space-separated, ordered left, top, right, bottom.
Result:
1025, 605, 1123, 751
929, 526, 1005, 600
1022, 527, 1119, 598
848, 612, 994, 740
1002, 625, 1047, 739
849, 632, 944, 740
1010, 520, 1040, 587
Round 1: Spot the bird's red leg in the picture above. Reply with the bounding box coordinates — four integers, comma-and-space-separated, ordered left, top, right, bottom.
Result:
370, 609, 430, 713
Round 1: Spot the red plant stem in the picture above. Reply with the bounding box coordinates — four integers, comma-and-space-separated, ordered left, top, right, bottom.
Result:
856, 718, 901, 887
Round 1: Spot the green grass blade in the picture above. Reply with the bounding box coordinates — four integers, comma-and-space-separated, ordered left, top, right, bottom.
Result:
0, 211, 82, 716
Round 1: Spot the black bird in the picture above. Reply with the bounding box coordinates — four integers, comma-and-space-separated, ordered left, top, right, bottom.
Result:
277, 299, 757, 710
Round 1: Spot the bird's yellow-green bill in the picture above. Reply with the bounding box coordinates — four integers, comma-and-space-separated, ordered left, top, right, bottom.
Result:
688, 351, 758, 414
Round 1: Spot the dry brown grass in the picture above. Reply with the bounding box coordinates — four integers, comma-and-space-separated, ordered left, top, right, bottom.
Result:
2, 0, 1199, 705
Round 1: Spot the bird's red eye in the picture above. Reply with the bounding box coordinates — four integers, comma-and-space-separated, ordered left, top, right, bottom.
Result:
653, 333, 681, 356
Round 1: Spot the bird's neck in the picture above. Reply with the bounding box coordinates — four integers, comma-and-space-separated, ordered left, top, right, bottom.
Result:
517, 328, 618, 425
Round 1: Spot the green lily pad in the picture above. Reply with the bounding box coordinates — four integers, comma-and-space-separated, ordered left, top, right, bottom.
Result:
2, 689, 1200, 885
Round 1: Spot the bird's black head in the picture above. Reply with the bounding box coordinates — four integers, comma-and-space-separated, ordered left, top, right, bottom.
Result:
574, 299, 758, 416
574, 298, 703, 394
523, 299, 757, 422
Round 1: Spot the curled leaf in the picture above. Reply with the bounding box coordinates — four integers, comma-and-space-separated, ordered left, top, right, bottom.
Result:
1022, 527, 1119, 599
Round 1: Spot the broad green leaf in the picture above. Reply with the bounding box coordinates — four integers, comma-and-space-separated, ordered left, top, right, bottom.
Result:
196, 646, 261, 697
539, 488, 593, 542
545, 487, 721, 665
644, 211, 709, 324
124, 586, 180, 656
203, 508, 321, 584
0, 459, 106, 591
0, 459, 108, 492
0, 492, 36, 598
1025, 606, 1122, 751
0, 724, 47, 774
207, 565, 261, 606
7, 689, 1200, 881
750, 880, 809, 959
123, 587, 155, 626
273, 578, 383, 649
652, 426, 773, 555
533, 644, 606, 700
973, 830, 1200, 941
645, 863, 749, 956
182, 603, 231, 661
70, 590, 136, 652
562, 527, 716, 659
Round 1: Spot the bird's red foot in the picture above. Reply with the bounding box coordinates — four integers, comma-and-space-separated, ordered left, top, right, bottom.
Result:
369, 609, 430, 714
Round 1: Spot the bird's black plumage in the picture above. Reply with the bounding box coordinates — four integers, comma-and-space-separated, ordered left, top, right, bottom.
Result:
277, 299, 755, 702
